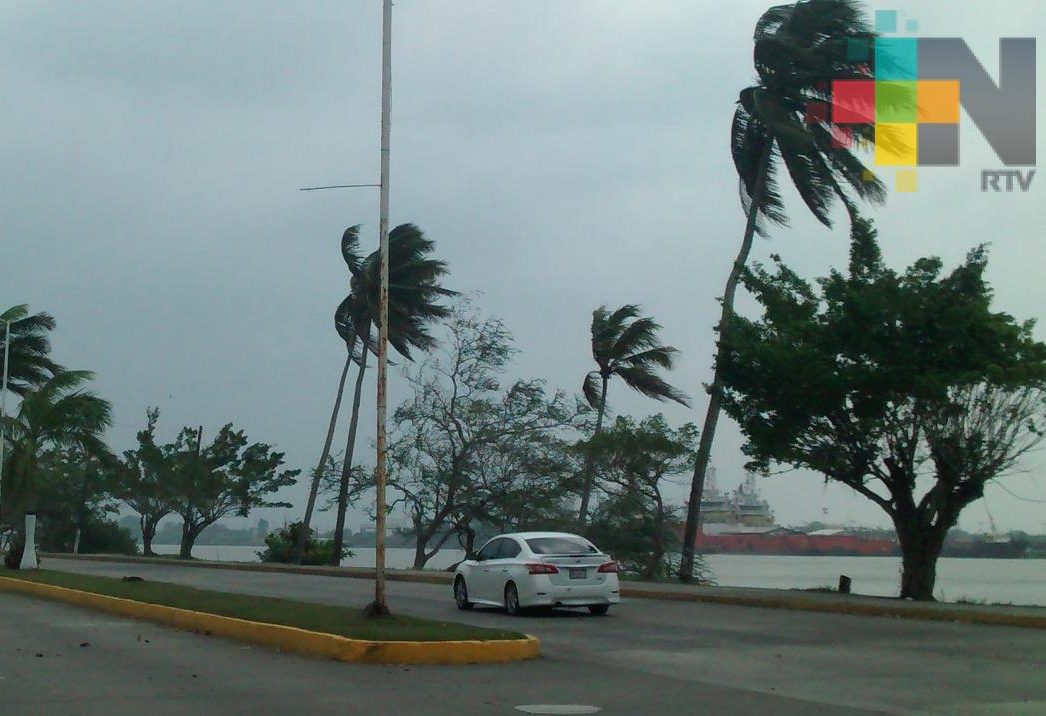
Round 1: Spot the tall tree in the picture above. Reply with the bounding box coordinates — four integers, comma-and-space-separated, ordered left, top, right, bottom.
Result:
168, 424, 298, 559
577, 305, 689, 526
114, 407, 176, 556
587, 415, 697, 578
0, 370, 111, 544
388, 304, 585, 568
324, 224, 455, 564
718, 218, 1046, 600
680, 0, 887, 580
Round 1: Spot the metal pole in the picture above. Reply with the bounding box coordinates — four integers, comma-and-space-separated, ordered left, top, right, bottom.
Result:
372, 0, 393, 616
0, 319, 13, 522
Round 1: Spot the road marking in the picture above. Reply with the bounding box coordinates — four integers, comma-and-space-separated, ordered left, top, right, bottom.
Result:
514, 706, 602, 714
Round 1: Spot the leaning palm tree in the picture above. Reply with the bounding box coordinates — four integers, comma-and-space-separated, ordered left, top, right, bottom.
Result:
679, 0, 887, 580
0, 305, 61, 396
0, 370, 111, 547
577, 305, 690, 526
296, 224, 455, 564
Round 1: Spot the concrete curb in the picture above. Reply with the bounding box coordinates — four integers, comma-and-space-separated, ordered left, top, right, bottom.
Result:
0, 575, 540, 665
620, 587, 1046, 630
43, 553, 1046, 630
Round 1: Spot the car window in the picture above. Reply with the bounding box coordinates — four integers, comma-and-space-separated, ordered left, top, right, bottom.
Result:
526, 537, 598, 555
499, 539, 521, 559
476, 539, 500, 561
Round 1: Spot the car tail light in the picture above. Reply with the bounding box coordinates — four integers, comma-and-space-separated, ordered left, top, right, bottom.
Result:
597, 561, 620, 573
526, 563, 559, 575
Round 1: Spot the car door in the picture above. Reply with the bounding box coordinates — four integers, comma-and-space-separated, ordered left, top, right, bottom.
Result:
470, 538, 503, 603
493, 538, 522, 602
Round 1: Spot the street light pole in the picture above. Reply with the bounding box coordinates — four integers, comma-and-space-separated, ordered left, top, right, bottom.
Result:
0, 314, 29, 526
368, 0, 393, 617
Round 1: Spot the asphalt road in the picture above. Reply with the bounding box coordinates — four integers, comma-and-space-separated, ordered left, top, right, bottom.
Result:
2, 559, 1045, 715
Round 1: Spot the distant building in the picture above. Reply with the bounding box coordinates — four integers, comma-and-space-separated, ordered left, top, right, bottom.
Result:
256, 519, 270, 541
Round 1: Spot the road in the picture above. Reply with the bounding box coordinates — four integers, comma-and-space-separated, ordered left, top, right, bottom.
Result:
2, 559, 1045, 715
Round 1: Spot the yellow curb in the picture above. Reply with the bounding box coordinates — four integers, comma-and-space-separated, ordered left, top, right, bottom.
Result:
618, 587, 1046, 630
0, 576, 540, 665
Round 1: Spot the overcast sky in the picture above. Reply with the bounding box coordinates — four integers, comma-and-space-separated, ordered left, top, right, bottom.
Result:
3, 1, 1044, 535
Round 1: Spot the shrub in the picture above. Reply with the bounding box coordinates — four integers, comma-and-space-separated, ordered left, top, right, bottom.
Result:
257, 522, 351, 566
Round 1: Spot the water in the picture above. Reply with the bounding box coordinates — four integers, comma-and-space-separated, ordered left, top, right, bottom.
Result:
145, 544, 1046, 606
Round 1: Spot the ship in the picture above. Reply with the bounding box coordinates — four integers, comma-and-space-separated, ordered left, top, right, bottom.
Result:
683, 469, 897, 557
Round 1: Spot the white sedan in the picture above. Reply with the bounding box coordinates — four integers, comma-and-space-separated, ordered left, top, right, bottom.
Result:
453, 531, 621, 616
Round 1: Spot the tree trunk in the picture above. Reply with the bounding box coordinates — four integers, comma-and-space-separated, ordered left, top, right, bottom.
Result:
294, 337, 356, 564
646, 496, 666, 579
330, 333, 370, 565
897, 525, 948, 601
141, 515, 158, 557
179, 521, 201, 560
680, 138, 774, 582
576, 377, 609, 527
412, 519, 430, 570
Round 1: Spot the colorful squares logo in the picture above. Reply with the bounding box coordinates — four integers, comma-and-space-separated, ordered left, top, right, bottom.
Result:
875, 37, 918, 80
876, 81, 917, 122
875, 9, 898, 34
832, 80, 874, 123
875, 123, 917, 166
916, 80, 959, 123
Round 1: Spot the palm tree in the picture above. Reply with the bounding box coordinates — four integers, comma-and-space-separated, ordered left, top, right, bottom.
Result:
577, 305, 690, 526
296, 224, 455, 563
679, 0, 887, 580
1, 305, 60, 396
0, 370, 111, 546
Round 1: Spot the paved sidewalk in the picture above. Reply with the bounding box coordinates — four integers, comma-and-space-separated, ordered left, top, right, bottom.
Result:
42, 552, 1046, 629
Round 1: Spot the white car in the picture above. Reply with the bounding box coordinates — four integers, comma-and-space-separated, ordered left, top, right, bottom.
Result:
453, 531, 621, 616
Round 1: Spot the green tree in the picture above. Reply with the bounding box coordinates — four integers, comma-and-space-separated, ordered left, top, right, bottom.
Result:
578, 305, 689, 526
168, 424, 299, 559
680, 0, 888, 580
718, 219, 1046, 600
31, 446, 136, 555
389, 304, 585, 568
587, 415, 697, 578
297, 224, 455, 564
258, 521, 350, 566
0, 370, 112, 547
113, 407, 176, 556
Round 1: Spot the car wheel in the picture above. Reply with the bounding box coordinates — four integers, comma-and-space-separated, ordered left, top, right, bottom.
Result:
504, 582, 522, 616
454, 577, 473, 610
588, 604, 610, 616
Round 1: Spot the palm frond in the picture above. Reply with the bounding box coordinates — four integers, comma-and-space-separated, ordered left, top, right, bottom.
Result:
582, 372, 603, 409
613, 366, 692, 407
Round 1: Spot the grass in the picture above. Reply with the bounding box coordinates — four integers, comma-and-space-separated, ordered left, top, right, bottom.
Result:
1, 569, 525, 642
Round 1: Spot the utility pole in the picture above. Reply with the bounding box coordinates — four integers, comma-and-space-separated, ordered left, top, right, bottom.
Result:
366, 0, 393, 618
299, 1, 394, 617
0, 311, 30, 525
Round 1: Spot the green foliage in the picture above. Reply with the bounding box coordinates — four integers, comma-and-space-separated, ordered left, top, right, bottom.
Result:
719, 218, 1046, 598
584, 305, 690, 409
585, 415, 697, 578
733, 0, 885, 232
0, 369, 112, 524
112, 408, 176, 554
0, 304, 61, 397
257, 522, 350, 566
389, 302, 587, 567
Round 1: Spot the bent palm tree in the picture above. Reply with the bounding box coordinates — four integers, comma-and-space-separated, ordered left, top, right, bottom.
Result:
577, 305, 689, 526
679, 0, 886, 580
0, 370, 111, 536
1, 305, 60, 396
296, 224, 455, 563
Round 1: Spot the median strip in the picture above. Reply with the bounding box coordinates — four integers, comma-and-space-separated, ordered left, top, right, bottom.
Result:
0, 570, 540, 665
